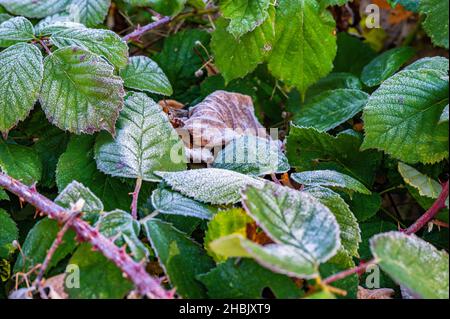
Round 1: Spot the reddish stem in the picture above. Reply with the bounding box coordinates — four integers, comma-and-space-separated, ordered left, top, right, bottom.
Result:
131, 177, 143, 219
322, 259, 377, 285
123, 16, 171, 42
404, 181, 449, 235
0, 172, 172, 299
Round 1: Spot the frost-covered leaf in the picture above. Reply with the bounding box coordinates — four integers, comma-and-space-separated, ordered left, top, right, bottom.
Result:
143, 219, 215, 298
204, 208, 252, 262
34, 13, 86, 36
211, 13, 275, 82
267, 0, 337, 95
155, 168, 265, 205
362, 69, 449, 164
292, 89, 368, 131
398, 162, 442, 199
220, 0, 271, 38
151, 187, 217, 220
361, 47, 415, 87
96, 210, 148, 261
292, 170, 371, 195
0, 0, 71, 18
405, 56, 449, 75
0, 43, 43, 134
67, 243, 132, 299
0, 13, 12, 24
197, 259, 301, 299
0, 140, 42, 185
0, 16, 34, 47
120, 56, 173, 96
13, 218, 77, 274
0, 209, 18, 259
55, 181, 104, 216
40, 46, 125, 135
439, 105, 449, 124
306, 186, 360, 257
67, 0, 111, 27
50, 28, 128, 69
286, 126, 381, 185
95, 92, 186, 182
370, 232, 449, 299
56, 135, 134, 211
212, 136, 290, 176
419, 0, 449, 49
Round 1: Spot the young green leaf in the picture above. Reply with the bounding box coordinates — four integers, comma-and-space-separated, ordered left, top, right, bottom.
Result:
120, 56, 173, 96
0, 43, 43, 134
398, 162, 442, 199
151, 188, 218, 220
212, 136, 290, 176
40, 46, 125, 135
0, 16, 34, 47
291, 170, 371, 195
292, 89, 369, 131
362, 69, 449, 164
370, 232, 449, 299
267, 0, 337, 95
155, 168, 265, 205
68, 0, 111, 27
142, 219, 215, 298
361, 47, 415, 87
95, 92, 186, 182
50, 28, 129, 69
0, 209, 18, 259
220, 0, 271, 38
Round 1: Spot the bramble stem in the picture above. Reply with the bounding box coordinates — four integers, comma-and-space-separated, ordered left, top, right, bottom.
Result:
322, 259, 377, 285
123, 16, 171, 42
0, 172, 172, 299
131, 177, 143, 219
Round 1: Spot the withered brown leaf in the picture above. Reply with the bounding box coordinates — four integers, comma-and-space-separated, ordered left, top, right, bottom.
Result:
357, 286, 395, 299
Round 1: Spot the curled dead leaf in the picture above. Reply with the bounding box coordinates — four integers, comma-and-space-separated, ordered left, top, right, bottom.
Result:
357, 286, 395, 299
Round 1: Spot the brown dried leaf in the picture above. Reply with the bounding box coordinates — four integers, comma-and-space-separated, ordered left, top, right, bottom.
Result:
357, 286, 395, 299
182, 91, 267, 147
44, 274, 69, 299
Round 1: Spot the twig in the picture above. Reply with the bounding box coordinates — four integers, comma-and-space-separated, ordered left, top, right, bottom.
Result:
322, 259, 377, 285
404, 181, 449, 235
0, 172, 173, 299
123, 16, 172, 42
131, 177, 143, 219
38, 39, 52, 55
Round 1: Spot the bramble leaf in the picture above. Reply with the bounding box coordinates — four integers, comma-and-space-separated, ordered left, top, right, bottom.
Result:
0, 16, 34, 47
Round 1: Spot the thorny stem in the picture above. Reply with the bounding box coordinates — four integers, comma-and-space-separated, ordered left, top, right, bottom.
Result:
38, 39, 52, 55
123, 16, 172, 42
322, 181, 450, 286
0, 172, 173, 299
131, 177, 143, 219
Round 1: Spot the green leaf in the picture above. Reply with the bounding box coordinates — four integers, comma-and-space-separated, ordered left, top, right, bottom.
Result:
56, 135, 134, 211
14, 218, 77, 274
197, 258, 301, 299
40, 46, 125, 135
0, 16, 34, 47
149, 0, 186, 16
0, 140, 42, 185
155, 168, 265, 205
220, 0, 271, 38
439, 105, 449, 124
120, 56, 173, 96
34, 13, 86, 36
305, 72, 362, 98
267, 0, 337, 95
151, 187, 218, 220
211, 12, 275, 82
0, 209, 18, 259
67, 243, 133, 299
68, 0, 111, 27
0, 0, 71, 18
142, 219, 215, 298
361, 47, 415, 87
204, 208, 252, 262
292, 170, 371, 195
286, 126, 381, 185
362, 69, 449, 164
346, 192, 382, 222
97, 210, 148, 261
95, 92, 186, 182
370, 231, 449, 299
386, 0, 420, 12
405, 56, 449, 74
0, 189, 9, 201
212, 136, 290, 176
292, 89, 369, 131
0, 43, 43, 134
50, 28, 129, 69
0, 13, 12, 24
306, 186, 361, 257
398, 162, 442, 199
419, 0, 449, 49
